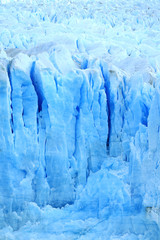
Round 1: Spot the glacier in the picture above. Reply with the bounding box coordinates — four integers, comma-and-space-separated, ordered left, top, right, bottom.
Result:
0, 0, 160, 239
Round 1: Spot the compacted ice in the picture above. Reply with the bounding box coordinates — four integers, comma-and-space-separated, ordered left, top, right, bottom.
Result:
0, 0, 160, 239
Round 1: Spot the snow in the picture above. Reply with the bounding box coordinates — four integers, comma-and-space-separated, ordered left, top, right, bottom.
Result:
0, 0, 160, 239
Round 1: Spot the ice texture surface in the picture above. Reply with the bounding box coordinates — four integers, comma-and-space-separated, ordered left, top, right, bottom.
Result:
0, 0, 160, 239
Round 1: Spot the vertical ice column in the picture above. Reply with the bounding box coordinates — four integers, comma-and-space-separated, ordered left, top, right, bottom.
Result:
8, 53, 39, 213
74, 68, 108, 186
129, 78, 154, 212
143, 85, 160, 208
0, 63, 13, 227
31, 56, 75, 207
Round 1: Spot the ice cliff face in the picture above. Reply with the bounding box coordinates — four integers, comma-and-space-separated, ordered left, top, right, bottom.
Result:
1, 51, 108, 211
0, 0, 160, 239
1, 48, 160, 238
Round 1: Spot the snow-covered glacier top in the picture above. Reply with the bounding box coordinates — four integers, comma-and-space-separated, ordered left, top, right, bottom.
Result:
1, 0, 160, 83
0, 0, 160, 239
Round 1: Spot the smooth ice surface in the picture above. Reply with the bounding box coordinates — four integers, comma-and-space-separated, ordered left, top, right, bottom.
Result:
0, 0, 160, 239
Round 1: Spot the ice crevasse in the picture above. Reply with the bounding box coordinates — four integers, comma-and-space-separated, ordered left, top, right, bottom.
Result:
0, 0, 160, 239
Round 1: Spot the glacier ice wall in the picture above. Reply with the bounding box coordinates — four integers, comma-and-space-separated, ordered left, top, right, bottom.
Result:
0, 51, 109, 226
0, 0, 160, 239
0, 49, 160, 236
